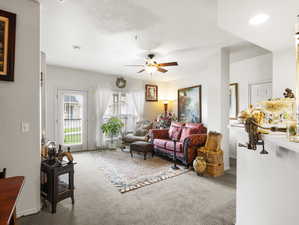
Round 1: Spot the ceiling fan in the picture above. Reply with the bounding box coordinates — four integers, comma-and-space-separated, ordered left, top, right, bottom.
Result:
125, 54, 178, 74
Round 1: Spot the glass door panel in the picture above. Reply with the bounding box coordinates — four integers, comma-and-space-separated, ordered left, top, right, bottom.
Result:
57, 90, 87, 151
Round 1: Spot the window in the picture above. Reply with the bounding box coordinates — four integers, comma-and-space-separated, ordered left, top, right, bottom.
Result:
104, 92, 137, 134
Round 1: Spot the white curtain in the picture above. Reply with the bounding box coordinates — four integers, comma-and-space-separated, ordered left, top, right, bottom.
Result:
131, 90, 145, 121
95, 86, 112, 148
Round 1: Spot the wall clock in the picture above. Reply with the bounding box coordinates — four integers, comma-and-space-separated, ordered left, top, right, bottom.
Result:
116, 77, 126, 89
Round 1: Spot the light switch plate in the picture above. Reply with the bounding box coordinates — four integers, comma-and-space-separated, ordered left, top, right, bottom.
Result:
21, 121, 30, 133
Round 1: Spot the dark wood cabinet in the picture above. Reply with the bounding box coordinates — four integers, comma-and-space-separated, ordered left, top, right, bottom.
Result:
41, 161, 75, 213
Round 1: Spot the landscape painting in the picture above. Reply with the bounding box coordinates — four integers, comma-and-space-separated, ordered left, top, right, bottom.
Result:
178, 85, 202, 123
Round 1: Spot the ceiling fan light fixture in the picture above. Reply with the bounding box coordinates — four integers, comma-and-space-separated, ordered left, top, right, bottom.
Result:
145, 66, 157, 74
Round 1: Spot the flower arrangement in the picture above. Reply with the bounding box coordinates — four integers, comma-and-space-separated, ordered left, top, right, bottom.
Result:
260, 99, 290, 114
259, 98, 295, 125
238, 105, 265, 125
156, 112, 177, 128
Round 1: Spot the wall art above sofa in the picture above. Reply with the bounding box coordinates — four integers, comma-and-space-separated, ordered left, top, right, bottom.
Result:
178, 85, 202, 123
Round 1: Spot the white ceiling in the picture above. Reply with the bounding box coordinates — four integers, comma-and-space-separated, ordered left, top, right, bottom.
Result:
218, 0, 299, 52
39, 0, 247, 81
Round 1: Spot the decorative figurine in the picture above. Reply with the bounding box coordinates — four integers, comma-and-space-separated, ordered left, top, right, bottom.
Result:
239, 117, 268, 154
283, 88, 295, 98
47, 142, 57, 164
58, 147, 74, 163
42, 142, 73, 164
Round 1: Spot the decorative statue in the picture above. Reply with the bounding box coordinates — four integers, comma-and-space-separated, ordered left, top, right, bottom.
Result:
244, 117, 262, 151
238, 117, 268, 154
42, 142, 73, 164
57, 146, 74, 163
239, 117, 288, 154
283, 88, 295, 98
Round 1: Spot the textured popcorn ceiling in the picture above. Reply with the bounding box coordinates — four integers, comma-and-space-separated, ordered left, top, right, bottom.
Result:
39, 0, 255, 81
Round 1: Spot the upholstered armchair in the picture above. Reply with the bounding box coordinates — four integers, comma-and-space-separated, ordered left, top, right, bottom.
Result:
150, 122, 207, 167
121, 120, 153, 150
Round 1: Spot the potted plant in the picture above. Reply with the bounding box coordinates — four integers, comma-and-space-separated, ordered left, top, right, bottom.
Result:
101, 117, 124, 147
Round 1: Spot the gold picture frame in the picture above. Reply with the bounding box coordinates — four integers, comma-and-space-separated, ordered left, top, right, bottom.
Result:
229, 83, 239, 120
0, 9, 16, 82
178, 85, 202, 123
145, 84, 158, 102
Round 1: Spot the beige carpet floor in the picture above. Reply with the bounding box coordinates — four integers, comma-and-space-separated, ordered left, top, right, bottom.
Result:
20, 151, 236, 225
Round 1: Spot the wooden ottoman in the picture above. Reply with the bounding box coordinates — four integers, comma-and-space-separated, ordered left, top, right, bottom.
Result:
130, 141, 154, 160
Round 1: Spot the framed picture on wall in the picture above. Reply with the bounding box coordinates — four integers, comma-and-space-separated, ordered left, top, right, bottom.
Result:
229, 83, 239, 120
0, 9, 16, 82
178, 85, 202, 123
145, 84, 158, 101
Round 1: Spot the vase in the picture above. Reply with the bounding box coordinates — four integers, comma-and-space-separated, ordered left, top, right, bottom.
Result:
193, 156, 207, 176
287, 120, 297, 141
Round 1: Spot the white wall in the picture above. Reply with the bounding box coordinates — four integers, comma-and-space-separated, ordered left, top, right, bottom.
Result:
230, 54, 273, 111
273, 48, 296, 98
0, 0, 40, 216
167, 49, 230, 170
229, 54, 273, 159
46, 65, 166, 150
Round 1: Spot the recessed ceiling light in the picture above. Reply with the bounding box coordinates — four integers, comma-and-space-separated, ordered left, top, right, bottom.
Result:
249, 14, 270, 26
72, 45, 81, 50
58, 0, 66, 3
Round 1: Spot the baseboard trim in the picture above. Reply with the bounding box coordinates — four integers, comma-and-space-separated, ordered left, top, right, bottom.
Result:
17, 207, 40, 218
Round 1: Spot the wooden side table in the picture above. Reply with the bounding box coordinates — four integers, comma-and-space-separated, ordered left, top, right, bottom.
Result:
41, 161, 75, 213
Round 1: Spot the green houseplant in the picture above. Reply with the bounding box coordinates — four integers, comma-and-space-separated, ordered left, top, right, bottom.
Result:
101, 117, 124, 144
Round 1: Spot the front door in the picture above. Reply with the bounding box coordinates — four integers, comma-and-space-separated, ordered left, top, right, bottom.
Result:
57, 90, 88, 151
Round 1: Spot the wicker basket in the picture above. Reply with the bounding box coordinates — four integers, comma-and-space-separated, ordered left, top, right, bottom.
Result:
198, 148, 223, 163
206, 150, 223, 164
198, 147, 224, 177
205, 163, 224, 177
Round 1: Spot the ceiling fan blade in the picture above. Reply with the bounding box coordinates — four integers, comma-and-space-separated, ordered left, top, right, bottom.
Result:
157, 62, 178, 67
137, 69, 145, 73
157, 67, 168, 73
124, 65, 144, 67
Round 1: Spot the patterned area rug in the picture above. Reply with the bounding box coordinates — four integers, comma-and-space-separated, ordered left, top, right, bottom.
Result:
97, 149, 190, 193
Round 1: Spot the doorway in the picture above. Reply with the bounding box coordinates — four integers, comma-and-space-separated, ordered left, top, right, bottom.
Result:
57, 90, 88, 151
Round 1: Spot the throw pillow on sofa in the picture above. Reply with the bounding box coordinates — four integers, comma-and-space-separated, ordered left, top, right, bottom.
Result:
168, 122, 184, 140
185, 123, 206, 133
180, 127, 199, 142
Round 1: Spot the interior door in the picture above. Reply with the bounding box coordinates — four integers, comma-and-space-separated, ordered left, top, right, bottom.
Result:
249, 82, 272, 106
57, 90, 88, 151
